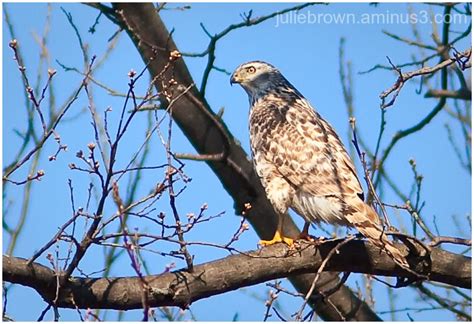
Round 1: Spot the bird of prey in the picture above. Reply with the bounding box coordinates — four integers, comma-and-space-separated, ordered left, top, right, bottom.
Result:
230, 61, 408, 267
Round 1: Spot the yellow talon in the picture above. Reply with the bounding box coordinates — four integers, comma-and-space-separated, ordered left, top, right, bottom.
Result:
259, 230, 294, 246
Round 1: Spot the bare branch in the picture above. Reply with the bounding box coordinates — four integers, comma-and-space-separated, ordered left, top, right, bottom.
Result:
424, 88, 471, 100
4, 240, 470, 311
380, 48, 471, 109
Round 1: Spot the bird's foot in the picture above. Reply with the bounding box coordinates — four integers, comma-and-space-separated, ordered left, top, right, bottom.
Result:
298, 222, 315, 241
259, 230, 294, 247
297, 233, 325, 248
298, 231, 314, 240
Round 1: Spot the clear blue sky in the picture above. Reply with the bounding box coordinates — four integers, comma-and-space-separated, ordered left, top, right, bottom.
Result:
3, 2, 471, 321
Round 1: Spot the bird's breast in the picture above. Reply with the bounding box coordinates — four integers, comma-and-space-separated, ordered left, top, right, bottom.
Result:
249, 103, 287, 152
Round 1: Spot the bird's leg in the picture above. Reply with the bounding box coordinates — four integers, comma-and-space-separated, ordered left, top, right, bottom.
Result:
298, 221, 314, 241
259, 214, 294, 246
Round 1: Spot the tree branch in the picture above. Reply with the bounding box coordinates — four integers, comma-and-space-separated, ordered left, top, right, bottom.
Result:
379, 48, 471, 109
424, 88, 472, 100
4, 240, 470, 310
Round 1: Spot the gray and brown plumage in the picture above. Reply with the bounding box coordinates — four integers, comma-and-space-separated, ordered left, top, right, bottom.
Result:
231, 61, 408, 268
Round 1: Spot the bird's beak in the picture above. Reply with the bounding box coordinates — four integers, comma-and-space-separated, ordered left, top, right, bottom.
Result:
230, 72, 240, 86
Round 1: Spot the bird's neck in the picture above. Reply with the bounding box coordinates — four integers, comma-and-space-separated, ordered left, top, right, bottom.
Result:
241, 84, 270, 106
243, 74, 303, 106
248, 85, 304, 108
249, 90, 280, 106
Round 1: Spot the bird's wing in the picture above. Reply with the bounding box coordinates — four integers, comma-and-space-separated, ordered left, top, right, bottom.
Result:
272, 98, 364, 199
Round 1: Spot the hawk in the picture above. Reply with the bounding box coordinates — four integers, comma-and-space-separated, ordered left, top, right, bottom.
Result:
230, 61, 408, 267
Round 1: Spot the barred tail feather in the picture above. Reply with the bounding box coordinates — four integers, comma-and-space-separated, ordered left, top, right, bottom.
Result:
378, 235, 410, 269
349, 201, 409, 269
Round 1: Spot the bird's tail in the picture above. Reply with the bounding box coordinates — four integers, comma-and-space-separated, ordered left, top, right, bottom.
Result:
350, 201, 409, 269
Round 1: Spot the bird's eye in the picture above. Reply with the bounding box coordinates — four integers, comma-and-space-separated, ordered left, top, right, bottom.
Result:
247, 66, 256, 74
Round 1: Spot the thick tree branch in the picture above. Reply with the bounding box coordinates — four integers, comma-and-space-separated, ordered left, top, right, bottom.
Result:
108, 3, 380, 321
4, 240, 470, 310
424, 88, 472, 100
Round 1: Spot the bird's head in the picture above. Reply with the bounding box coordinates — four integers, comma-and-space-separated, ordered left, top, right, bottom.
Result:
230, 61, 282, 99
